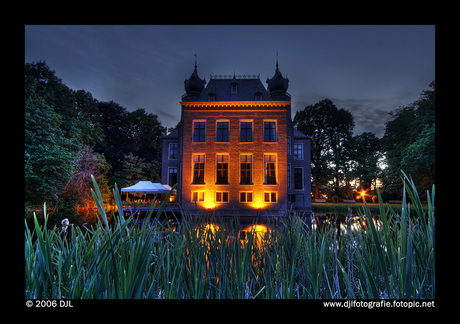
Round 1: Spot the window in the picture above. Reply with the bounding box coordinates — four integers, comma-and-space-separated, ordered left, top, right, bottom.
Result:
294, 144, 303, 160
287, 136, 291, 155
193, 121, 206, 142
287, 163, 291, 189
263, 121, 277, 142
264, 192, 277, 203
216, 154, 229, 184
208, 93, 216, 101
240, 121, 253, 142
192, 154, 205, 184
254, 92, 262, 101
169, 143, 178, 159
216, 191, 229, 203
294, 167, 303, 190
216, 121, 229, 142
264, 154, 277, 184
231, 82, 238, 93
240, 191, 253, 203
192, 191, 205, 202
240, 154, 252, 184
168, 167, 178, 186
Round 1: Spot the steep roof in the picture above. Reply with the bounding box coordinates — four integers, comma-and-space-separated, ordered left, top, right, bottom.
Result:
293, 129, 312, 139
197, 76, 272, 102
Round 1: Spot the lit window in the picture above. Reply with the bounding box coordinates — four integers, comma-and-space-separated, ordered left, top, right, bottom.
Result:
264, 192, 277, 203
216, 121, 229, 142
263, 121, 277, 142
193, 121, 206, 142
240, 191, 253, 203
216, 191, 229, 203
192, 191, 205, 202
240, 154, 252, 184
264, 154, 277, 184
192, 154, 205, 184
216, 154, 229, 184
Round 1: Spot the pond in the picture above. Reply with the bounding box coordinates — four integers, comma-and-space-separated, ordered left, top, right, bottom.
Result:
312, 212, 381, 235
129, 210, 379, 242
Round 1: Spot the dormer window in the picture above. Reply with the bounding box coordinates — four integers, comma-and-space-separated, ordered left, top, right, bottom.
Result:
231, 83, 238, 93
254, 92, 262, 101
208, 93, 216, 101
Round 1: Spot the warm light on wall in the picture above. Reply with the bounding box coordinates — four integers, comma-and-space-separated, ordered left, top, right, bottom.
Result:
193, 189, 216, 209
251, 195, 266, 209
181, 100, 291, 109
195, 189, 272, 210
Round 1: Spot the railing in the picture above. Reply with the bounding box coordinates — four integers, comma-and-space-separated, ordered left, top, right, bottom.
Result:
122, 202, 180, 212
210, 74, 260, 79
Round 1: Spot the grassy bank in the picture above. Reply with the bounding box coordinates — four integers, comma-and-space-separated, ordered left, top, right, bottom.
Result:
25, 172, 435, 299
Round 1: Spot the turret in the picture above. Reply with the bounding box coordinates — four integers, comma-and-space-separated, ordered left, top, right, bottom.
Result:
266, 57, 290, 100
183, 60, 206, 101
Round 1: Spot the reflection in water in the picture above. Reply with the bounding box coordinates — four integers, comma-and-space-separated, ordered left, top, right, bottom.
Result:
311, 213, 381, 234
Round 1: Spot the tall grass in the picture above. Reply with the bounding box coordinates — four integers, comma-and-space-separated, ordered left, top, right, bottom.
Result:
25, 172, 435, 299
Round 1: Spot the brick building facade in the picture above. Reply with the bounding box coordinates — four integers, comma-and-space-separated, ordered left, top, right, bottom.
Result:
161, 61, 312, 217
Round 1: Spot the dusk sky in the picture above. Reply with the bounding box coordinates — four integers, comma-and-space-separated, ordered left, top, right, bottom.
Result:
25, 25, 435, 138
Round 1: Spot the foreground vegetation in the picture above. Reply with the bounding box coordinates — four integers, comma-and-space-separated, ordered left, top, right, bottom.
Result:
25, 172, 435, 299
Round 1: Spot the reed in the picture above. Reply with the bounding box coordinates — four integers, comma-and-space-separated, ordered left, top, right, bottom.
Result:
25, 172, 435, 299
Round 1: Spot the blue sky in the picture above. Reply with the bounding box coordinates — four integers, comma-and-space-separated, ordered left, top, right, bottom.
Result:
25, 25, 435, 137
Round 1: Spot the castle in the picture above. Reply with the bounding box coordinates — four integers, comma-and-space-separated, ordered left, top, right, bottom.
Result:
161, 60, 312, 217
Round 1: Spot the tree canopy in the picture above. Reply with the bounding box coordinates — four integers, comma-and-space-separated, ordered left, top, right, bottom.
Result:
382, 81, 435, 198
25, 61, 167, 222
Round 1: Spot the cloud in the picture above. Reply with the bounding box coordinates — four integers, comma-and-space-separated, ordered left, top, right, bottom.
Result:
293, 94, 395, 138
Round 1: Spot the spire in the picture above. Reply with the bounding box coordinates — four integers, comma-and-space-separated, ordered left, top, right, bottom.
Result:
183, 56, 206, 100
266, 54, 289, 95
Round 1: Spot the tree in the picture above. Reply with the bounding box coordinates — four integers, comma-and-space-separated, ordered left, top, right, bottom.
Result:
126, 108, 167, 161
74, 90, 105, 146
96, 101, 134, 177
111, 153, 157, 189
351, 132, 383, 191
25, 61, 108, 212
325, 105, 355, 189
58, 145, 111, 223
96, 102, 166, 184
382, 81, 435, 198
25, 96, 77, 206
294, 99, 355, 198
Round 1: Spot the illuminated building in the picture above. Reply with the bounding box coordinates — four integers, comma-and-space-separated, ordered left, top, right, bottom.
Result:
161, 59, 312, 217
